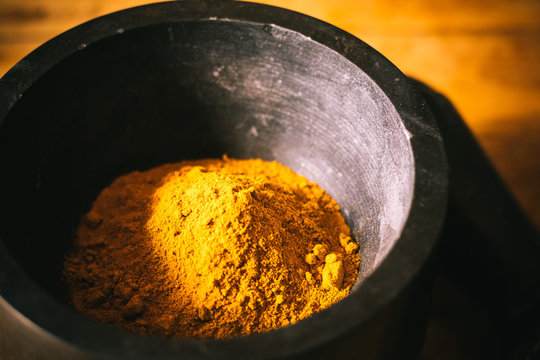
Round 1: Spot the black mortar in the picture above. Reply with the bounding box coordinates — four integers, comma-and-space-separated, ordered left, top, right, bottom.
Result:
0, 1, 447, 359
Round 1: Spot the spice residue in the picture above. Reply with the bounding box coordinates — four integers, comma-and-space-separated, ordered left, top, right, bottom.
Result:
63, 156, 360, 338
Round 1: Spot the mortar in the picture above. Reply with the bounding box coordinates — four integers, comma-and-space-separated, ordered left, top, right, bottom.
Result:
0, 1, 447, 359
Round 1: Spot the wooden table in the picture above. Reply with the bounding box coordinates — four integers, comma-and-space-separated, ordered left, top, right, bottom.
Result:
1, 1, 539, 358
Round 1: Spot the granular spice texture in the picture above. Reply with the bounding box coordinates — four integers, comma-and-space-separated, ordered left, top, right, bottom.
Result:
63, 156, 360, 338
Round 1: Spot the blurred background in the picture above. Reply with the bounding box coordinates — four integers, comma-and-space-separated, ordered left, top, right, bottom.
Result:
1, 0, 538, 230
1, 0, 539, 358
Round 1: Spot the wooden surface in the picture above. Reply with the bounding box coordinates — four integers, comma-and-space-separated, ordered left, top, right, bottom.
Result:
1, 0, 538, 230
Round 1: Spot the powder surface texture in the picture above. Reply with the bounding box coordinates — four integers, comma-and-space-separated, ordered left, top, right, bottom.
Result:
63, 156, 360, 338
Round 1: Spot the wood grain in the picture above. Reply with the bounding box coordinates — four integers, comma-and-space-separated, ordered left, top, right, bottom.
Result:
0, 0, 539, 230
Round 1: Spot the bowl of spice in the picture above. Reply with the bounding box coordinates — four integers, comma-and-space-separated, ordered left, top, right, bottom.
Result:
0, 1, 447, 359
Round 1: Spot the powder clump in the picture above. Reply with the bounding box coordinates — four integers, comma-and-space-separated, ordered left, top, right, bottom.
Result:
63, 156, 360, 338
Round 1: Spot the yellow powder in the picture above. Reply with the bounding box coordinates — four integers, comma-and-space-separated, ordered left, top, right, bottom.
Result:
63, 156, 360, 338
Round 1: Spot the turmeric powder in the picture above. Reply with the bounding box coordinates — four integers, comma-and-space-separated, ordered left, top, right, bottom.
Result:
63, 156, 360, 338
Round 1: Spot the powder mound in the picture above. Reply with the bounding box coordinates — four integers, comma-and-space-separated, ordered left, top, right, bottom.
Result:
63, 157, 360, 338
